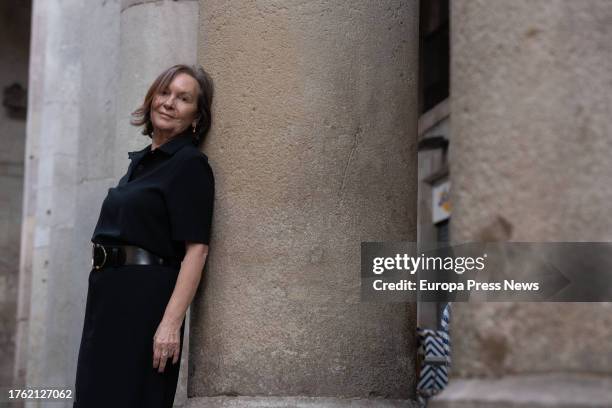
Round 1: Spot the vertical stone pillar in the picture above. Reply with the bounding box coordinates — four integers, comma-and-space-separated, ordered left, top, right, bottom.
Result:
448, 0, 612, 385
15, 0, 122, 403
16, 0, 86, 392
190, 0, 420, 404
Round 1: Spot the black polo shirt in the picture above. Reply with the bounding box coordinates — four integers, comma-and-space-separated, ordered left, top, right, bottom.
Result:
91, 130, 214, 261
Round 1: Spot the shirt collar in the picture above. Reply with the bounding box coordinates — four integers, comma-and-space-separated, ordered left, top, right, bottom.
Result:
128, 130, 195, 160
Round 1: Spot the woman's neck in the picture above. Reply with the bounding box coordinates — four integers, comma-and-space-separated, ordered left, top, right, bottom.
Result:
151, 128, 181, 151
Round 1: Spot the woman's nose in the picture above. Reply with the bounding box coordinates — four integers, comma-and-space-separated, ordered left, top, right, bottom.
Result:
163, 96, 175, 109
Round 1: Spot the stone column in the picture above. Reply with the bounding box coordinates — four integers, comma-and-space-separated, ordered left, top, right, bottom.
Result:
437, 0, 612, 405
190, 1, 420, 405
15, 0, 122, 402
16, 0, 88, 392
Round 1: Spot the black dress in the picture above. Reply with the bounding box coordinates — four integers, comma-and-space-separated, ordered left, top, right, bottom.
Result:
73, 130, 214, 408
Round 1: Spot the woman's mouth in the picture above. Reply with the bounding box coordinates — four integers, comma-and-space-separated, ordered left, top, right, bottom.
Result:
158, 112, 174, 119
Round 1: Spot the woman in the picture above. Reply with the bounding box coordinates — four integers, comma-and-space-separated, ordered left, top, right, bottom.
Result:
73, 64, 215, 408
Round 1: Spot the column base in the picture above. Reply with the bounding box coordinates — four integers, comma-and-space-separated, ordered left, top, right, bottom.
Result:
428, 373, 612, 408
184, 396, 418, 408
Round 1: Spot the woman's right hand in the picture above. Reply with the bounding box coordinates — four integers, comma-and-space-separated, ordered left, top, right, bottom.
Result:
152, 319, 181, 373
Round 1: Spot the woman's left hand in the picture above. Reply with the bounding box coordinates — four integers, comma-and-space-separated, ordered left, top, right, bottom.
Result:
152, 319, 181, 373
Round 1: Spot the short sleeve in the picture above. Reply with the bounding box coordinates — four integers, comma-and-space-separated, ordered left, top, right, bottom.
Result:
166, 155, 215, 245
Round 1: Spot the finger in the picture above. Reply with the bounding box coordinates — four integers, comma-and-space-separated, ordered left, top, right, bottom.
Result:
153, 344, 161, 369
158, 353, 167, 373
152, 336, 158, 367
172, 347, 179, 364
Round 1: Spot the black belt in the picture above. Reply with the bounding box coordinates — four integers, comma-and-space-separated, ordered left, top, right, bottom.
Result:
91, 243, 181, 270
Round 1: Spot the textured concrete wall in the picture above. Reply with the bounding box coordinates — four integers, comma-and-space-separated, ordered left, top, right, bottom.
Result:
191, 0, 419, 401
17, 0, 86, 390
449, 0, 612, 377
14, 0, 122, 400
0, 0, 30, 387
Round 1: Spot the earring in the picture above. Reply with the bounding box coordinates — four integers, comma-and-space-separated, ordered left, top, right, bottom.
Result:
192, 124, 196, 134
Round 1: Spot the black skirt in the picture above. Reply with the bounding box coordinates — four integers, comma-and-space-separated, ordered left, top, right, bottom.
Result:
73, 263, 185, 408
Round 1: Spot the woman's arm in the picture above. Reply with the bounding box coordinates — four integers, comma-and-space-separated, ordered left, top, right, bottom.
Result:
152, 242, 209, 373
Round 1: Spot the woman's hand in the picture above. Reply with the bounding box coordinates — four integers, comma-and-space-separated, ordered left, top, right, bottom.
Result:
153, 242, 208, 373
152, 319, 181, 373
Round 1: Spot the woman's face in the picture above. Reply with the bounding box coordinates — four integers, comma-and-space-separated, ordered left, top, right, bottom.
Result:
150, 73, 200, 137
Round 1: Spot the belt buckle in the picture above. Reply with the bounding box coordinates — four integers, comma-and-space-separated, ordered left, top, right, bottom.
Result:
92, 243, 108, 270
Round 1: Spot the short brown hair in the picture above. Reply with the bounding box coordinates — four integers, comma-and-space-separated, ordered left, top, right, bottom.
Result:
131, 64, 214, 148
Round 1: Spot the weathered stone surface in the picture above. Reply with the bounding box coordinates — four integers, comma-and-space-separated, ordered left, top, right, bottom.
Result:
430, 373, 612, 408
191, 0, 420, 399
449, 0, 612, 378
186, 396, 419, 408
15, 0, 122, 400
